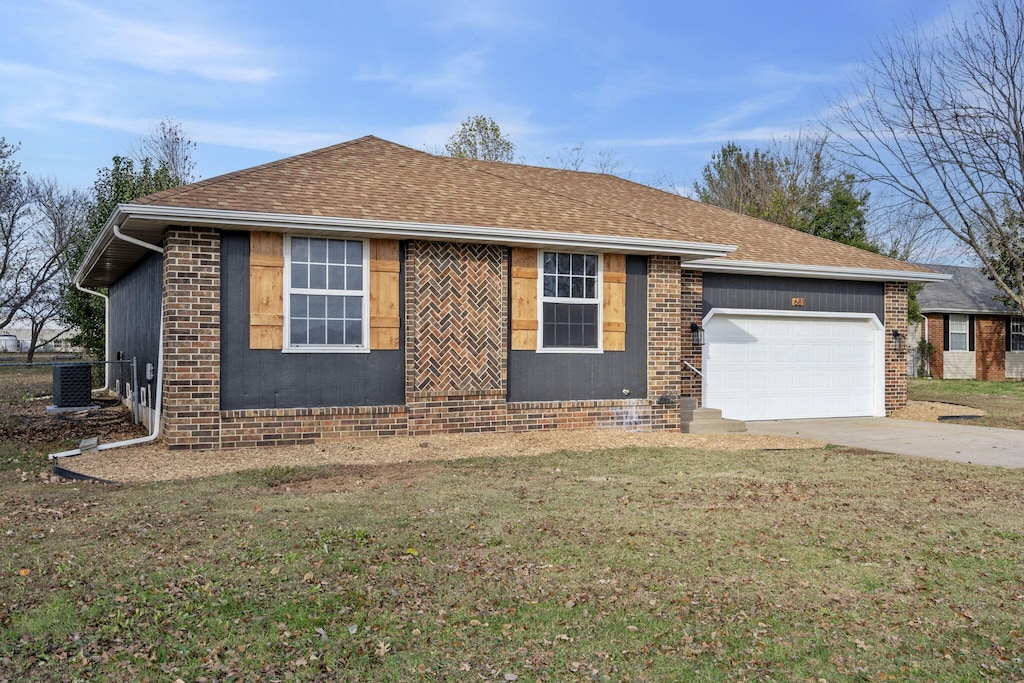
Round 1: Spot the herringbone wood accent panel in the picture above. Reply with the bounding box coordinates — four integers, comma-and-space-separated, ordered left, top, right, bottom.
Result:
406, 241, 507, 392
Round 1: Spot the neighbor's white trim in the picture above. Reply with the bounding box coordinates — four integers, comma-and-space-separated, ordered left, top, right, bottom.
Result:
686, 258, 950, 283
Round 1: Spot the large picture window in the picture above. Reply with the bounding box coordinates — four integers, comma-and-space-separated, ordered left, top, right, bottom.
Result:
948, 313, 970, 351
540, 251, 601, 350
285, 236, 368, 351
1012, 316, 1024, 352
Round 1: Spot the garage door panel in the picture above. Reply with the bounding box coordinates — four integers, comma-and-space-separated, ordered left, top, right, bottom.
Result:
704, 314, 881, 421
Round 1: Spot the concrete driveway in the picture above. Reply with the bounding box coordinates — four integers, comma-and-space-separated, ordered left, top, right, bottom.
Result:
747, 418, 1024, 468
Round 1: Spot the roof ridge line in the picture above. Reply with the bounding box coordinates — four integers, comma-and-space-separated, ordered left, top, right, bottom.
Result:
132, 136, 380, 205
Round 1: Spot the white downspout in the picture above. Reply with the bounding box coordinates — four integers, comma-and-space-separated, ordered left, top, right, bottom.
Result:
73, 282, 109, 389
49, 225, 165, 461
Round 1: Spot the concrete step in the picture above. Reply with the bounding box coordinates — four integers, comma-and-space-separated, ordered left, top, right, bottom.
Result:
680, 417, 747, 434
680, 406, 724, 422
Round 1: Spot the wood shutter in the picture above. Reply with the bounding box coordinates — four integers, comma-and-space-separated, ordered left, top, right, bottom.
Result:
943, 314, 950, 351
369, 239, 401, 350
969, 314, 976, 351
1007, 316, 1013, 352
510, 248, 538, 350
249, 232, 284, 349
602, 253, 626, 351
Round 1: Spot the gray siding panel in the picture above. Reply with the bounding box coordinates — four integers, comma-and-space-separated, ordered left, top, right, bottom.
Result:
508, 255, 647, 401
702, 273, 885, 323
220, 232, 404, 410
108, 251, 162, 396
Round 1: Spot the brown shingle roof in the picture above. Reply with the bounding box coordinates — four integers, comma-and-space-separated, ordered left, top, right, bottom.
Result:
134, 135, 932, 275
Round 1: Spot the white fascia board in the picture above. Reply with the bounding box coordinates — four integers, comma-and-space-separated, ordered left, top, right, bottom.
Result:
118, 204, 739, 258
686, 257, 952, 283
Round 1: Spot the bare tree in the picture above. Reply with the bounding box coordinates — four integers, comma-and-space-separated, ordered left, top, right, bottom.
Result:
132, 118, 197, 184
0, 138, 37, 330
20, 178, 88, 361
548, 143, 633, 178
829, 0, 1024, 312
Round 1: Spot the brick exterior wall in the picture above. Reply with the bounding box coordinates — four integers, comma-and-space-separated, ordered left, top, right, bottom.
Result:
975, 315, 1007, 381
404, 241, 509, 434
680, 268, 703, 402
220, 406, 408, 448
884, 282, 909, 413
162, 228, 222, 449
647, 256, 683, 430
925, 314, 944, 378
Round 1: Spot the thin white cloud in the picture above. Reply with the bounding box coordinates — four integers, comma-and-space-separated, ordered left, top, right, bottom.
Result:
33, 0, 277, 83
357, 51, 489, 95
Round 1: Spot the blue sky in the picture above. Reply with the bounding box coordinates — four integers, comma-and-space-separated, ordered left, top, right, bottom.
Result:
2, 0, 955, 193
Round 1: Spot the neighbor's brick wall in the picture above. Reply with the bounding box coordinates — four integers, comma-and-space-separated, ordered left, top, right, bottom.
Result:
647, 256, 683, 430
884, 282, 909, 413
161, 227, 222, 449
925, 314, 945, 378
680, 269, 703, 402
975, 315, 1007, 381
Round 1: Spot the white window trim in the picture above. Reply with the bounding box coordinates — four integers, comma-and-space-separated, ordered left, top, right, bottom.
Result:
948, 313, 970, 352
282, 235, 371, 353
536, 250, 604, 354
1011, 316, 1024, 353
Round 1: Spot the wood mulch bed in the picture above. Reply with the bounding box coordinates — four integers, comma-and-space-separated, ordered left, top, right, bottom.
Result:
63, 429, 825, 483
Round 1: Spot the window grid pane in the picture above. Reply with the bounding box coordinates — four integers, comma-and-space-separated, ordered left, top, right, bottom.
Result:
1012, 317, 1024, 352
288, 237, 365, 347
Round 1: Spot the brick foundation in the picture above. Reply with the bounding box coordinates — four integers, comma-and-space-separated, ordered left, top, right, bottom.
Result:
884, 282, 909, 413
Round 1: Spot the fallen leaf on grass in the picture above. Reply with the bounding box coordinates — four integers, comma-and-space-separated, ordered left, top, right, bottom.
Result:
18, 568, 30, 576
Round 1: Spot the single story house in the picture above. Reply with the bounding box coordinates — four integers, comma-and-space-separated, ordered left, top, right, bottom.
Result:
912, 264, 1024, 380
75, 136, 944, 450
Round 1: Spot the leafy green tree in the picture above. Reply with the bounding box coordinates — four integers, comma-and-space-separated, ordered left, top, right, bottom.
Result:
694, 137, 876, 251
63, 157, 181, 357
444, 115, 515, 162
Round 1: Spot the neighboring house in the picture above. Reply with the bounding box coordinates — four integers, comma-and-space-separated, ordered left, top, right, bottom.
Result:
74, 136, 944, 450
913, 264, 1024, 380
0, 325, 80, 353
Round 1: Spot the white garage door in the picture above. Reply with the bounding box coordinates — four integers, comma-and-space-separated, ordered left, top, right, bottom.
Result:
702, 312, 883, 421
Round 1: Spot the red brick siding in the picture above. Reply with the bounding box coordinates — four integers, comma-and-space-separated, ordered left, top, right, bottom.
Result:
975, 315, 1007, 381
220, 406, 408, 448
647, 256, 682, 430
884, 282, 909, 413
680, 269, 703, 402
162, 228, 222, 449
925, 314, 945, 378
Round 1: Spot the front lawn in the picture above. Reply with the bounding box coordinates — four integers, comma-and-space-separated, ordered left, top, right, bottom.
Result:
908, 378, 1024, 430
2, 443, 1023, 681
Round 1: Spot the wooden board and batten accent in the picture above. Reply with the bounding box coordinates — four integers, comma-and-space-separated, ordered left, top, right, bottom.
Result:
248, 232, 401, 351
510, 248, 627, 351
249, 232, 285, 349
510, 248, 539, 350
368, 239, 401, 350
602, 253, 627, 351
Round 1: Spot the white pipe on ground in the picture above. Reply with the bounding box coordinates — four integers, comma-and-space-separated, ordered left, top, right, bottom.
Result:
49, 225, 165, 461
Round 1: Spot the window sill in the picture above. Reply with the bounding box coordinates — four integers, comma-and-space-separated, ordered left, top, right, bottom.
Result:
535, 347, 604, 354
282, 346, 371, 354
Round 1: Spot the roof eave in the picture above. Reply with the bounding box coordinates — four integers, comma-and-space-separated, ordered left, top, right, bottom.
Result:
686, 258, 951, 283
78, 204, 739, 286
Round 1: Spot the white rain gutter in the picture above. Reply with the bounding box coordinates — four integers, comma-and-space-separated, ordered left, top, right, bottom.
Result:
49, 225, 165, 461
686, 258, 952, 283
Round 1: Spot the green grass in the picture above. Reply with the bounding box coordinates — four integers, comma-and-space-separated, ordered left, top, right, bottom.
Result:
908, 378, 1024, 430
2, 444, 1023, 681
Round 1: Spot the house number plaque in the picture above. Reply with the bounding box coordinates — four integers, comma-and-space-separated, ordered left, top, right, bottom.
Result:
791, 297, 805, 307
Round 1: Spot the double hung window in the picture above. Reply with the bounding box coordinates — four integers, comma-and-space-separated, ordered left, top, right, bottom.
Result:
540, 252, 601, 350
1011, 316, 1024, 352
948, 314, 970, 351
285, 236, 368, 350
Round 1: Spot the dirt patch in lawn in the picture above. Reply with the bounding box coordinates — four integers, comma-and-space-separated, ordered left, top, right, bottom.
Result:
890, 400, 986, 422
62, 429, 824, 483
0, 391, 148, 446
